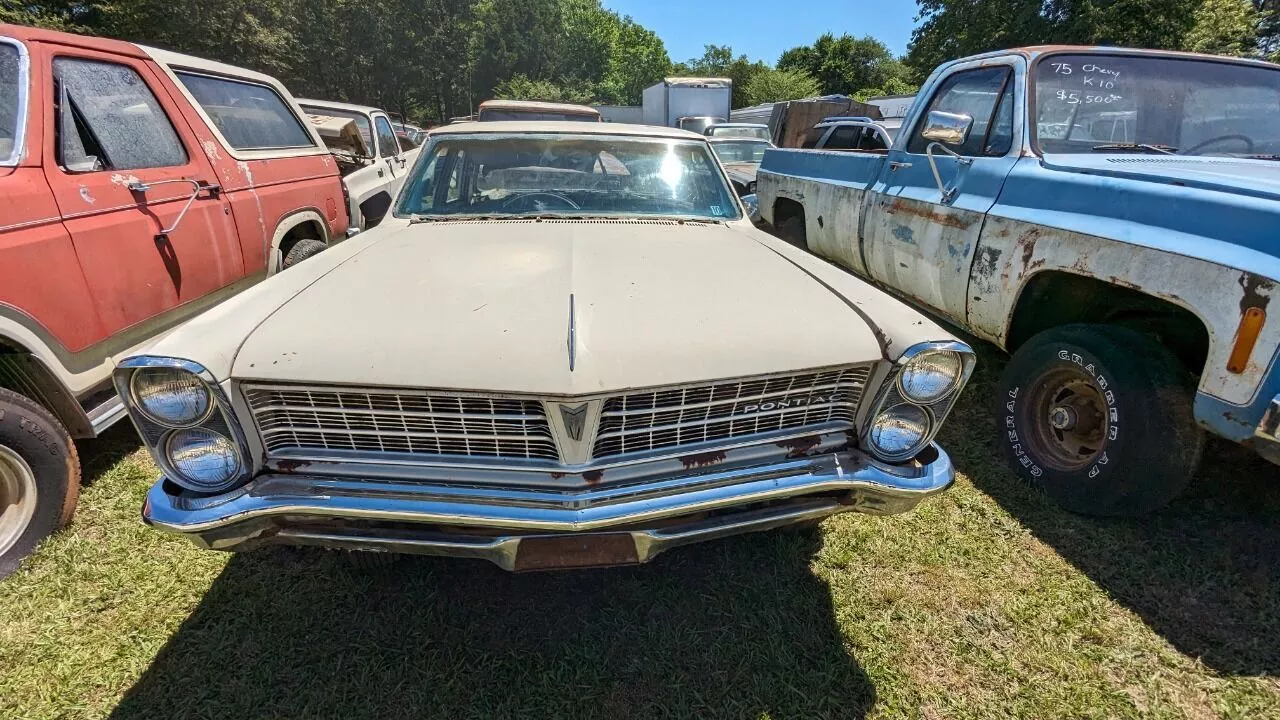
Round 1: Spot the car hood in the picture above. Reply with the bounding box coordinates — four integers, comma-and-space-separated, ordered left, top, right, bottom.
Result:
232, 220, 886, 394
1042, 154, 1280, 202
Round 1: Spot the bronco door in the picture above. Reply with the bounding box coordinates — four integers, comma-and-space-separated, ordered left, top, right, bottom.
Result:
38, 44, 242, 339
861, 56, 1023, 325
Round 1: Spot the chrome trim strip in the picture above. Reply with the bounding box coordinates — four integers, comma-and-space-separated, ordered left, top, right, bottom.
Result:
567, 293, 576, 372
143, 444, 953, 539
0, 37, 28, 168
87, 395, 129, 434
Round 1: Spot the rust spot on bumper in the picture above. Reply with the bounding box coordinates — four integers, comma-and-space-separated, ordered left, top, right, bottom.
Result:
887, 198, 974, 230
274, 459, 311, 474
582, 469, 604, 485
680, 450, 727, 469
775, 435, 822, 458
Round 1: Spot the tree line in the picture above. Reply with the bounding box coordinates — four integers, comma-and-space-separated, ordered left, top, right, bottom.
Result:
5, 0, 1274, 124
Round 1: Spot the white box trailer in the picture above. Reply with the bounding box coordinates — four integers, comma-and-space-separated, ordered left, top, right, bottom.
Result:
641, 77, 732, 131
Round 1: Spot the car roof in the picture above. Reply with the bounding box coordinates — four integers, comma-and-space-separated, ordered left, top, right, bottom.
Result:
708, 136, 772, 143
297, 98, 383, 115
477, 100, 601, 115
708, 123, 767, 128
817, 116, 878, 125
429, 121, 706, 139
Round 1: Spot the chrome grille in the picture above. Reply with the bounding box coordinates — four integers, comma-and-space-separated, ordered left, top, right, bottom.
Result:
592, 366, 871, 458
244, 385, 559, 461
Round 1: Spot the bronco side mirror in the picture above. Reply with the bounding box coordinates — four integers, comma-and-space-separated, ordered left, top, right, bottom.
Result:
921, 110, 973, 147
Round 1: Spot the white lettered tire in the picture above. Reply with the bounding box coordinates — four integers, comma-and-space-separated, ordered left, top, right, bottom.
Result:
996, 324, 1203, 516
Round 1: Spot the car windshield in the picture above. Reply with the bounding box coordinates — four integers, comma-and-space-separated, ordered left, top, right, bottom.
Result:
1034, 54, 1280, 156
711, 140, 770, 163
710, 126, 771, 140
1, 43, 19, 163
679, 117, 723, 135
396, 133, 741, 221
478, 110, 599, 122
300, 105, 373, 153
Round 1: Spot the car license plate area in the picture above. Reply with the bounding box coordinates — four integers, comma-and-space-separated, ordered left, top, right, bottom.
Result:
514, 534, 639, 571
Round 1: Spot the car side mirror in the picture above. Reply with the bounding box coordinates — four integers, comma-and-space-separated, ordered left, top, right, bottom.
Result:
921, 110, 973, 147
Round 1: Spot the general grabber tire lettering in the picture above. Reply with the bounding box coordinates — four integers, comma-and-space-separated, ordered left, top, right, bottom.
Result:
996, 324, 1203, 517
0, 388, 81, 578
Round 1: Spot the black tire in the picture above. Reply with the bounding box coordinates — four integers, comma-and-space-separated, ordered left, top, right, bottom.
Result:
0, 388, 81, 579
282, 238, 327, 269
996, 324, 1203, 516
775, 213, 807, 250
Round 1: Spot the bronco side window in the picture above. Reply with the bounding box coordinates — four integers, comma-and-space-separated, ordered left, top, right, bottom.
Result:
53, 57, 188, 171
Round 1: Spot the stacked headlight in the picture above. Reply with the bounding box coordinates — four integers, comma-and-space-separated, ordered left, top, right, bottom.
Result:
865, 343, 975, 462
114, 358, 247, 493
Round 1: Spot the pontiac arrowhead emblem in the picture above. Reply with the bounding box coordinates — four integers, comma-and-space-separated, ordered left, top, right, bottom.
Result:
560, 403, 589, 441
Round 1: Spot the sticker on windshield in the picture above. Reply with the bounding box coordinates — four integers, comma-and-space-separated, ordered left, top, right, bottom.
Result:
711, 205, 723, 216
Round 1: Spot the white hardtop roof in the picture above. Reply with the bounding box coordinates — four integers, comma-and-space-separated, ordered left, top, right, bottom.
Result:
709, 123, 768, 128
297, 98, 383, 116
429, 121, 706, 140
141, 45, 286, 87
478, 99, 600, 114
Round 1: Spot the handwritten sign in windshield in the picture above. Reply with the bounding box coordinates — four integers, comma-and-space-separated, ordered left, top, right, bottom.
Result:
1046, 61, 1127, 106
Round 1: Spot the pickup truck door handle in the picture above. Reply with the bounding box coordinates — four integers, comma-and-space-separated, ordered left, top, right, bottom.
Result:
889, 161, 912, 170
924, 142, 972, 204
127, 179, 222, 238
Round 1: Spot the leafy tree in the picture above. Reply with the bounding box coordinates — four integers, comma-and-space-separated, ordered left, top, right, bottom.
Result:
1184, 0, 1262, 55
673, 45, 767, 108
744, 68, 821, 105
598, 16, 671, 104
493, 74, 595, 103
778, 34, 912, 97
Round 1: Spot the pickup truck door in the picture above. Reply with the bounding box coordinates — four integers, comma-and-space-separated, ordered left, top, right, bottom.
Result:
862, 58, 1022, 325
373, 114, 408, 195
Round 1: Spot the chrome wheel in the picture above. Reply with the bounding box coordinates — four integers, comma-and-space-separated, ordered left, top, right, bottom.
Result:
0, 445, 38, 556
1025, 369, 1109, 472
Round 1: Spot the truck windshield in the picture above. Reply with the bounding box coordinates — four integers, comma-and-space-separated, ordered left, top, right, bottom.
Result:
396, 134, 741, 221
1034, 54, 1280, 156
678, 117, 725, 135
709, 126, 771, 140
1, 43, 18, 164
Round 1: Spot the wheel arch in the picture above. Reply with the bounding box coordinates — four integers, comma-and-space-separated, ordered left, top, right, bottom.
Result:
0, 331, 93, 439
268, 209, 330, 275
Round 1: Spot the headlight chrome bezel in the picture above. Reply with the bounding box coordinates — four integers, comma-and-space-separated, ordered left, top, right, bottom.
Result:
129, 366, 215, 428
863, 341, 976, 463
114, 357, 252, 494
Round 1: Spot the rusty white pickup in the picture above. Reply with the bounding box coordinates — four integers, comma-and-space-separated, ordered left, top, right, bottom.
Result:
757, 45, 1280, 516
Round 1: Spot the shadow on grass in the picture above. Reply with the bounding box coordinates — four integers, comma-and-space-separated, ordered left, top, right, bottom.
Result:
108, 530, 875, 720
76, 421, 144, 488
942, 344, 1280, 677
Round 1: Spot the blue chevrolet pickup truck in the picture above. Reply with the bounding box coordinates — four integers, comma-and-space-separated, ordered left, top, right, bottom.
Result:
756, 46, 1280, 515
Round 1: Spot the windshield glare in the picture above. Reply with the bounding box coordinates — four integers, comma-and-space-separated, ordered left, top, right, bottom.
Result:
1, 44, 19, 163
710, 126, 771, 140
711, 140, 769, 163
396, 134, 741, 220
1035, 54, 1280, 156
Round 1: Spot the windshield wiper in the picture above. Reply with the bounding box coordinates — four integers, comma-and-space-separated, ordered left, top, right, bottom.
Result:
1090, 143, 1177, 155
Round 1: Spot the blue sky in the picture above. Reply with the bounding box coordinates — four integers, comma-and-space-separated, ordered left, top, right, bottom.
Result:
602, 0, 922, 65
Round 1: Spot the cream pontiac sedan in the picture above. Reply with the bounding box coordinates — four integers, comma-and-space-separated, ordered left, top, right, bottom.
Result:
115, 122, 975, 571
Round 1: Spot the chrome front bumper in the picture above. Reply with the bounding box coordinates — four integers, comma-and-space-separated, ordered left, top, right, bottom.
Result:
143, 445, 954, 570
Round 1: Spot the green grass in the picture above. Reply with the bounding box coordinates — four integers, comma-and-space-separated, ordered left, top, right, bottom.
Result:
1, 346, 1278, 719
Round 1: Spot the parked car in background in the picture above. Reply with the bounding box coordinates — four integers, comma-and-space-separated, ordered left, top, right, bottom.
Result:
677, 115, 726, 135
705, 123, 771, 141
708, 136, 773, 196
392, 121, 427, 148
476, 100, 601, 122
758, 45, 1280, 516
801, 117, 895, 151
0, 24, 348, 577
118, 121, 975, 572
299, 99, 422, 230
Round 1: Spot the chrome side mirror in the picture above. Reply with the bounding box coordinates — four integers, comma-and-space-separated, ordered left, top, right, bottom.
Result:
921, 110, 973, 146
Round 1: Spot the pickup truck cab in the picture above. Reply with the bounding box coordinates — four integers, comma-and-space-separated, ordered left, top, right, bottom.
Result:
0, 24, 347, 576
758, 46, 1280, 516
299, 99, 421, 229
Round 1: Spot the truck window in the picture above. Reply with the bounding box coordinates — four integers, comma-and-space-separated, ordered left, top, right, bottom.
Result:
374, 115, 399, 158
984, 86, 1014, 155
53, 57, 187, 172
801, 127, 827, 148
1, 43, 18, 163
176, 71, 314, 151
824, 125, 860, 150
907, 66, 1011, 157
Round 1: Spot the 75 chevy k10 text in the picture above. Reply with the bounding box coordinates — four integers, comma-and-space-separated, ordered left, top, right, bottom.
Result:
757, 45, 1280, 516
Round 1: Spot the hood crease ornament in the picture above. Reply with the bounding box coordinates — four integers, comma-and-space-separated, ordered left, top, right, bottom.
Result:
567, 293, 577, 372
